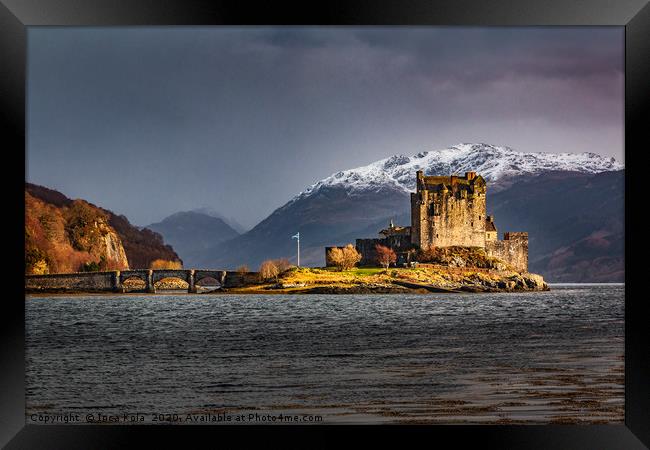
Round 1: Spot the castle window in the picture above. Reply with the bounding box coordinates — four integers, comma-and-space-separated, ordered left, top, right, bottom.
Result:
471, 221, 474, 227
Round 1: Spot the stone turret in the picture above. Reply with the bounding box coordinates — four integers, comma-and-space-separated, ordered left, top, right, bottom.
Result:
410, 171, 487, 250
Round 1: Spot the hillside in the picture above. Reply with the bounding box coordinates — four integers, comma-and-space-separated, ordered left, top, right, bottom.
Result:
25, 190, 129, 274
25, 183, 181, 272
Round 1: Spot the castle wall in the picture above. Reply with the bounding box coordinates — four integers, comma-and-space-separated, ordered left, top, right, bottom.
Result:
485, 232, 528, 272
355, 236, 413, 266
355, 239, 382, 266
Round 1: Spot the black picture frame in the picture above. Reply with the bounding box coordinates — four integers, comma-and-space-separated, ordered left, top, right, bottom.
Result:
2, 0, 648, 447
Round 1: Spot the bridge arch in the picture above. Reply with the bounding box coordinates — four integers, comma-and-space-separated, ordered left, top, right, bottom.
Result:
119, 270, 148, 284
118, 270, 152, 292
151, 270, 191, 285
194, 270, 225, 284
194, 270, 225, 291
150, 269, 192, 293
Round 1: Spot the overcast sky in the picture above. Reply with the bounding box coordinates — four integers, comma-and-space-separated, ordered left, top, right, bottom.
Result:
27, 27, 624, 229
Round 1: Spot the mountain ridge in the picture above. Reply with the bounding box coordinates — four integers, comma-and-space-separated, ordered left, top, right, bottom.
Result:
290, 143, 622, 203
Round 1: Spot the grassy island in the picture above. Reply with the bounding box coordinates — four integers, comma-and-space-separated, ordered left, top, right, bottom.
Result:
221, 265, 549, 294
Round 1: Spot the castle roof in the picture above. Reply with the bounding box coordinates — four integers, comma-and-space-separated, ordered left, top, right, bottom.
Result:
485, 219, 497, 232
417, 171, 485, 194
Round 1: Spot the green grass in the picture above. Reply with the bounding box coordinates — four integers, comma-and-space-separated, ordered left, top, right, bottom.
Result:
297, 266, 385, 276
351, 268, 385, 276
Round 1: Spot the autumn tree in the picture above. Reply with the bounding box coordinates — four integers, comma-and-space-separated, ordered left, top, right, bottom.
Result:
328, 244, 361, 271
343, 245, 362, 270
259, 260, 280, 282
236, 264, 250, 274
274, 258, 292, 274
375, 244, 397, 269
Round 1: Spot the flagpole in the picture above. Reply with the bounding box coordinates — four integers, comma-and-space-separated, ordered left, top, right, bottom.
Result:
292, 232, 300, 267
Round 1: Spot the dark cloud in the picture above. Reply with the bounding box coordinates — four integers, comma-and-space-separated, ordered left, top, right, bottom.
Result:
27, 27, 623, 228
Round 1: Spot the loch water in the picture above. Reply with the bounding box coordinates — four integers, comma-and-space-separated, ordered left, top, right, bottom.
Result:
26, 284, 624, 424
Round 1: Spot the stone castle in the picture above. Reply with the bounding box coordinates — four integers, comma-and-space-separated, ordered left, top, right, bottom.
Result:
327, 170, 528, 271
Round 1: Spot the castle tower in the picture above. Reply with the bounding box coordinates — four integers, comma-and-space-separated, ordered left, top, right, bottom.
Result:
410, 171, 487, 250
485, 215, 497, 241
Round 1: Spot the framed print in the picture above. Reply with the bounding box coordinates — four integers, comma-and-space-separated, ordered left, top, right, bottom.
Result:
2, 0, 649, 447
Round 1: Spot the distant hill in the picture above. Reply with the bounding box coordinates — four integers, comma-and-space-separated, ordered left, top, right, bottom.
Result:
25, 183, 181, 272
191, 207, 248, 234
147, 211, 240, 267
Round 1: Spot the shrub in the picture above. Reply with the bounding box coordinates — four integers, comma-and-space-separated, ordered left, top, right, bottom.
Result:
150, 259, 183, 269
328, 244, 361, 271
81, 260, 101, 272
31, 259, 49, 275
374, 244, 397, 269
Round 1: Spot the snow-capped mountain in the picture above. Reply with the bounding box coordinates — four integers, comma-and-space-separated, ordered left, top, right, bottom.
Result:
197, 143, 623, 281
295, 143, 623, 200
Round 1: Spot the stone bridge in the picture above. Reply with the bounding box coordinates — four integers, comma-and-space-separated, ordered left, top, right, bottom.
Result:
25, 269, 259, 293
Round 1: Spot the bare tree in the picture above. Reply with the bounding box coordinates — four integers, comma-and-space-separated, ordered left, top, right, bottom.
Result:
342, 244, 362, 270
327, 247, 344, 270
374, 244, 397, 269
236, 264, 249, 274
328, 244, 361, 271
274, 258, 292, 274
259, 260, 280, 282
